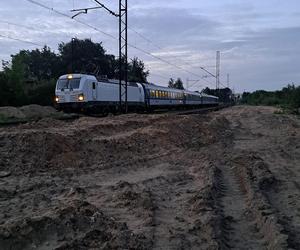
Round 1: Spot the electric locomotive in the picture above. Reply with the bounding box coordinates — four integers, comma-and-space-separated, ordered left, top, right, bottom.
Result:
55, 74, 219, 113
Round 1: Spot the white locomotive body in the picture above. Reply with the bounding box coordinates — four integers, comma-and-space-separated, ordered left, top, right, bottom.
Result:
55, 74, 145, 112
55, 74, 219, 113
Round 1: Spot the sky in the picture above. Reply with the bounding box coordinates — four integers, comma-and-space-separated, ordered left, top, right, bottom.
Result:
0, 0, 300, 93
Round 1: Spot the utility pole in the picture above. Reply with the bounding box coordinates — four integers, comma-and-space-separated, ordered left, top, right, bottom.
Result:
71, 38, 76, 73
216, 51, 220, 92
227, 73, 230, 88
119, 0, 128, 113
186, 78, 189, 90
71, 0, 128, 113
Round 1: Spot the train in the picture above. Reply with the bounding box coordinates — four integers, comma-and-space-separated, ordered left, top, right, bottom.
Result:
54, 74, 219, 113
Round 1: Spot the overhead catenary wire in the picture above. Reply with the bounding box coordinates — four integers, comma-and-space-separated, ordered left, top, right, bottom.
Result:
0, 34, 43, 47
0, 19, 174, 83
148, 72, 175, 81
0, 20, 39, 31
92, 0, 119, 17
25, 0, 117, 41
126, 25, 226, 87
24, 0, 218, 88
127, 25, 228, 88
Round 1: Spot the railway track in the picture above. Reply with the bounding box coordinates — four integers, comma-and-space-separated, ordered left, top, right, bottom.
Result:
172, 104, 231, 115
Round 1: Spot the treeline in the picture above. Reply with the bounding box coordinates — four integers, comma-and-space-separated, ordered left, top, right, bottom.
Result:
242, 84, 300, 111
202, 87, 234, 103
168, 78, 184, 90
0, 38, 149, 107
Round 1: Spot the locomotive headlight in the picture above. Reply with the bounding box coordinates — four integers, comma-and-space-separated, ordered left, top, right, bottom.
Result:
55, 96, 59, 102
78, 94, 84, 101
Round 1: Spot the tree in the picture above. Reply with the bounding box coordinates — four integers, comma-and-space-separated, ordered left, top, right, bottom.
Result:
58, 39, 149, 82
168, 78, 175, 88
58, 38, 113, 77
202, 87, 214, 95
168, 78, 184, 90
1, 56, 27, 106
202, 87, 233, 103
128, 57, 149, 82
0, 38, 150, 106
241, 84, 300, 110
10, 46, 61, 83
0, 71, 10, 106
174, 78, 184, 90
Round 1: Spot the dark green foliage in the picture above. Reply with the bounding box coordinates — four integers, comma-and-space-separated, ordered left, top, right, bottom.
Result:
0, 72, 11, 106
202, 87, 233, 103
58, 39, 148, 82
10, 46, 62, 81
59, 38, 112, 77
128, 57, 149, 83
168, 78, 175, 88
242, 84, 300, 111
0, 56, 27, 106
174, 78, 184, 90
26, 80, 57, 106
168, 78, 184, 90
0, 38, 149, 107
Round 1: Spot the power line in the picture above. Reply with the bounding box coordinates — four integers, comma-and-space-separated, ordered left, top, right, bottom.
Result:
0, 15, 217, 89
148, 72, 173, 81
25, 0, 117, 41
0, 34, 43, 47
126, 24, 228, 89
24, 0, 216, 88
0, 19, 175, 83
93, 0, 118, 17
0, 20, 39, 30
128, 28, 225, 89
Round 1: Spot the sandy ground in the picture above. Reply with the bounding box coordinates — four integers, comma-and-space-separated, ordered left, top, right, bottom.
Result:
0, 106, 299, 250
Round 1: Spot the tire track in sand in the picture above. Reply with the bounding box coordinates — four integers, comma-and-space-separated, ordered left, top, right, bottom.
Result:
144, 171, 201, 250
219, 164, 265, 249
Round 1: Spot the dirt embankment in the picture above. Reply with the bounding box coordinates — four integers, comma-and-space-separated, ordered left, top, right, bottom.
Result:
0, 105, 76, 124
0, 106, 299, 249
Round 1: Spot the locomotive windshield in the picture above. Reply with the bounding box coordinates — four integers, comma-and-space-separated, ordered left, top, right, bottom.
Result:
57, 78, 81, 90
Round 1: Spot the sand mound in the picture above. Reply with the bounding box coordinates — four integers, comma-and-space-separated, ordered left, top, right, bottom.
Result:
0, 200, 151, 250
0, 105, 58, 122
0, 107, 26, 120
19, 105, 57, 119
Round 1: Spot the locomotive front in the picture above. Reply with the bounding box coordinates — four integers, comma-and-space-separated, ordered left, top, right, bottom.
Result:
55, 74, 86, 111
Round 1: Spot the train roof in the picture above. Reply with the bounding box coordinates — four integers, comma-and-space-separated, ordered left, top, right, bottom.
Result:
59, 74, 96, 80
201, 93, 219, 99
183, 89, 201, 96
143, 83, 184, 92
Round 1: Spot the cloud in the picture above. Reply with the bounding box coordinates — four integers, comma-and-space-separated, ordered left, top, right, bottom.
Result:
0, 0, 300, 92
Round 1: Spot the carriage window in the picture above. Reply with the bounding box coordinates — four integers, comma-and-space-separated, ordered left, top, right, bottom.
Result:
155, 90, 159, 98
92, 82, 96, 89
150, 90, 155, 98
